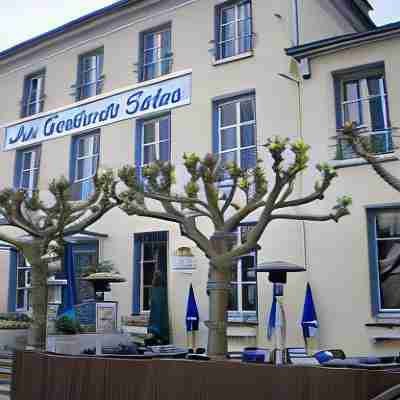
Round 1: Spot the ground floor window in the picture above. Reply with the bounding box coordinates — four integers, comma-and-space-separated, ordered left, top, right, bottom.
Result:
228, 224, 257, 321
367, 207, 400, 314
133, 232, 168, 314
16, 254, 31, 312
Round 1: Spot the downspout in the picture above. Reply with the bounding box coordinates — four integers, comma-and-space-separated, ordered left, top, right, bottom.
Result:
292, 0, 300, 45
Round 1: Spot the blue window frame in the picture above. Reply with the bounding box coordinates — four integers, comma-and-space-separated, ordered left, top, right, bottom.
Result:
333, 63, 392, 160
21, 69, 45, 118
215, 0, 253, 60
70, 131, 100, 201
133, 231, 168, 314
213, 91, 256, 176
139, 24, 172, 82
135, 114, 171, 178
76, 48, 104, 101
14, 146, 41, 191
367, 206, 400, 316
228, 224, 258, 322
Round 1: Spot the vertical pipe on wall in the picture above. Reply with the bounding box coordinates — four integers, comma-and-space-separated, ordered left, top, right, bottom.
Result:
292, 0, 300, 46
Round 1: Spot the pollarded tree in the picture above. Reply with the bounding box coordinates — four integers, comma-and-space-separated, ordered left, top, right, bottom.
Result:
0, 169, 119, 349
342, 121, 400, 190
117, 137, 351, 357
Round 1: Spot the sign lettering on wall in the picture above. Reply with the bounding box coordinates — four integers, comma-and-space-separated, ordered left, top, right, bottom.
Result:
2, 70, 192, 151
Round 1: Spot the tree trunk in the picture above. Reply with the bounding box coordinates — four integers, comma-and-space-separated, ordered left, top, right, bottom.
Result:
205, 265, 231, 357
23, 244, 49, 350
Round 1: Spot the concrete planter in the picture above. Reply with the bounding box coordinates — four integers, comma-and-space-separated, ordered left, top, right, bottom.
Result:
0, 329, 28, 351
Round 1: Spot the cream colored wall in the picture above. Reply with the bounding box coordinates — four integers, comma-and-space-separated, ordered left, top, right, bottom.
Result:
299, 37, 400, 356
0, 0, 371, 352
0, 249, 10, 313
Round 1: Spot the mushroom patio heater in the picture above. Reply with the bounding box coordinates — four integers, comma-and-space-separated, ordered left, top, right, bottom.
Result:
254, 261, 306, 365
83, 272, 126, 301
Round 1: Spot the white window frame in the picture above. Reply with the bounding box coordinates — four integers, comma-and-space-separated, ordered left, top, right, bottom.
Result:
77, 49, 104, 100
218, 0, 252, 59
25, 74, 44, 116
218, 96, 256, 170
19, 148, 40, 191
142, 28, 172, 81
16, 257, 32, 313
140, 241, 157, 313
141, 115, 170, 167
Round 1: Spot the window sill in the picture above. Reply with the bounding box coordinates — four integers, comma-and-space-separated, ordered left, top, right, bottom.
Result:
212, 51, 253, 66
329, 153, 397, 169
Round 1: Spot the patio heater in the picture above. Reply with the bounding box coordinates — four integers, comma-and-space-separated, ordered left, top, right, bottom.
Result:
254, 261, 306, 365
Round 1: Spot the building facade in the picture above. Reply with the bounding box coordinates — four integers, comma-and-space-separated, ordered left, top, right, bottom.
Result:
1, 0, 397, 355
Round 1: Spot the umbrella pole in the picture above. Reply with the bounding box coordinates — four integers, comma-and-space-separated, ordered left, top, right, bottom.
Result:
192, 331, 196, 350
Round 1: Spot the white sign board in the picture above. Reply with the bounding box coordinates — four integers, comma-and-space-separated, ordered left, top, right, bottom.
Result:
2, 70, 192, 151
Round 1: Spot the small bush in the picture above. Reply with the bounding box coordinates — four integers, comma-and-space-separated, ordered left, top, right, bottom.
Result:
0, 313, 32, 322
55, 316, 81, 334
0, 320, 30, 329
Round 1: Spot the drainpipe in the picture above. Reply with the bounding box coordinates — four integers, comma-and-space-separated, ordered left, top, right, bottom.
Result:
292, 0, 300, 45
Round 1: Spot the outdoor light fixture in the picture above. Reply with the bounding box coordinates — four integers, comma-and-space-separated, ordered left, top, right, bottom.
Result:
254, 261, 306, 365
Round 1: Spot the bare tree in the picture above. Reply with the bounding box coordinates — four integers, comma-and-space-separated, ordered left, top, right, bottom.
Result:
117, 136, 351, 357
341, 121, 400, 190
0, 169, 119, 349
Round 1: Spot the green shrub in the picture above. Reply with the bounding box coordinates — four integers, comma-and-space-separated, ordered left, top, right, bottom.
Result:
0, 313, 32, 322
55, 316, 81, 334
0, 320, 30, 329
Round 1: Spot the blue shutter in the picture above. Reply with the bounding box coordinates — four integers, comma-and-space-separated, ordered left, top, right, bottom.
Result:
63, 243, 75, 310
8, 249, 17, 312
212, 102, 220, 155
133, 236, 142, 314
14, 151, 23, 189
214, 5, 221, 60
135, 120, 143, 181
366, 210, 380, 315
20, 78, 29, 118
69, 136, 78, 185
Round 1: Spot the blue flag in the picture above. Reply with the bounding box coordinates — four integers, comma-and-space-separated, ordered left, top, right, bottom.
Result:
185, 284, 199, 332
301, 283, 318, 339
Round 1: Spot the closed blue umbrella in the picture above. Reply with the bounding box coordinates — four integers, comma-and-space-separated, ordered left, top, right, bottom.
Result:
185, 284, 199, 349
301, 283, 319, 353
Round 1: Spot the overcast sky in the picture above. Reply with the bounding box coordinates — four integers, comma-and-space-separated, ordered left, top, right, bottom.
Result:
0, 0, 399, 52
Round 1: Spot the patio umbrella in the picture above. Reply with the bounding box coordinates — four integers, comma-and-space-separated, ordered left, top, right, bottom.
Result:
185, 284, 199, 349
301, 283, 319, 354
267, 292, 286, 349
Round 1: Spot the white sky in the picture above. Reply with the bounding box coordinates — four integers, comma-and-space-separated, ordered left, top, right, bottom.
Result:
0, 1, 399, 52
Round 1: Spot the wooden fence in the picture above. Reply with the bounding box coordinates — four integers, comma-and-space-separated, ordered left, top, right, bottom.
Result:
13, 351, 400, 400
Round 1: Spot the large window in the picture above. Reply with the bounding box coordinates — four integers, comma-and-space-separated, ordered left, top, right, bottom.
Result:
215, 0, 253, 60
21, 70, 45, 118
334, 64, 392, 160
16, 255, 31, 313
76, 48, 104, 101
228, 224, 257, 321
14, 146, 41, 192
133, 232, 168, 313
71, 132, 100, 200
367, 207, 400, 315
140, 25, 172, 82
214, 93, 256, 176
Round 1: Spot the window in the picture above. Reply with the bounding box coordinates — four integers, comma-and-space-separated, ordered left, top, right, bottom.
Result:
334, 64, 392, 160
133, 232, 168, 313
76, 48, 104, 101
367, 207, 400, 315
215, 0, 253, 60
228, 225, 257, 321
140, 25, 172, 81
16, 254, 31, 313
70, 132, 100, 200
14, 146, 41, 192
21, 70, 45, 117
213, 93, 256, 176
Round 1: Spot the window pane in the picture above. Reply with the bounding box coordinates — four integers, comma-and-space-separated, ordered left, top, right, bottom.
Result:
93, 135, 100, 155
221, 22, 235, 41
368, 77, 387, 131
161, 30, 171, 55
91, 155, 99, 175
241, 255, 256, 281
240, 100, 255, 122
221, 6, 235, 24
143, 287, 152, 311
33, 149, 40, 168
231, 262, 238, 282
228, 283, 238, 311
77, 159, 92, 180
240, 147, 256, 169
144, 48, 158, 64
23, 152, 32, 170
220, 103, 236, 127
21, 171, 30, 189
343, 81, 362, 125
238, 20, 252, 52
143, 262, 155, 286
240, 125, 255, 147
18, 269, 26, 288
159, 141, 170, 161
238, 2, 251, 19
78, 138, 89, 157
144, 32, 156, 50
143, 243, 155, 261
242, 284, 257, 311
144, 144, 156, 165
221, 127, 237, 151
159, 118, 170, 141
377, 212, 400, 238
220, 41, 235, 59
143, 123, 156, 144
17, 290, 25, 309
221, 150, 237, 165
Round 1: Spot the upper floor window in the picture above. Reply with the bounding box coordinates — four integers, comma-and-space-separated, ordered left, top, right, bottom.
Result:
213, 93, 256, 176
14, 146, 41, 192
334, 63, 392, 160
215, 0, 253, 60
70, 131, 100, 200
140, 25, 172, 82
228, 224, 257, 321
367, 207, 400, 316
21, 70, 45, 118
76, 48, 104, 101
16, 254, 31, 313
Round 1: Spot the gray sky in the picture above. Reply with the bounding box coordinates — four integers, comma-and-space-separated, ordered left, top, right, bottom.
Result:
0, 1, 399, 52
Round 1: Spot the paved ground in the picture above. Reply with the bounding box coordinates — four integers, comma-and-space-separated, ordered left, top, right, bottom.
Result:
0, 394, 9, 399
